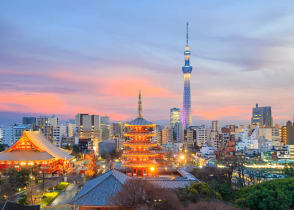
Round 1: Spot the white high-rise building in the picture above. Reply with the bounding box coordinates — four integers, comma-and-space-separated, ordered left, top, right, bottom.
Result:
0, 127, 3, 144
2, 126, 13, 145
212, 120, 220, 132
2, 124, 31, 146
174, 122, 184, 142
190, 125, 209, 147
67, 122, 76, 137
101, 116, 111, 141
162, 126, 173, 145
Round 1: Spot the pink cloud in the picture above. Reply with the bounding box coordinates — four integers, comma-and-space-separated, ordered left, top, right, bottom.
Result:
193, 105, 250, 120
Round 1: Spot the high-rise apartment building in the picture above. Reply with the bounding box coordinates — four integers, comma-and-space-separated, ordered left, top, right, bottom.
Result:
170, 108, 181, 128
2, 126, 13, 145
186, 128, 196, 147
0, 127, 3, 144
2, 124, 31, 146
101, 116, 111, 141
161, 126, 173, 145
36, 115, 58, 141
174, 122, 184, 142
67, 122, 76, 137
251, 104, 272, 127
281, 125, 287, 145
212, 120, 220, 132
22, 117, 36, 129
280, 121, 294, 145
286, 121, 294, 145
111, 122, 124, 139
190, 125, 209, 147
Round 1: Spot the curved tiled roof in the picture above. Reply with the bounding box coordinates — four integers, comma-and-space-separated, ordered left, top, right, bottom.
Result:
24, 131, 73, 160
71, 169, 130, 206
3, 131, 73, 161
126, 117, 153, 126
0, 151, 54, 161
70, 169, 199, 207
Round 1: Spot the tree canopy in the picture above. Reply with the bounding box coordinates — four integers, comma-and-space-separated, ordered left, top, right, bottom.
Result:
235, 178, 294, 210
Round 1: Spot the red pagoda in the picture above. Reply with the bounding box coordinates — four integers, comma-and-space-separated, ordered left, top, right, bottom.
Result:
122, 91, 160, 176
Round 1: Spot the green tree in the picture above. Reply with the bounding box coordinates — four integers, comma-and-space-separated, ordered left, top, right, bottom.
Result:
177, 182, 222, 206
283, 163, 294, 177
18, 194, 28, 205
235, 178, 294, 210
72, 144, 81, 158
192, 167, 234, 201
4, 168, 31, 190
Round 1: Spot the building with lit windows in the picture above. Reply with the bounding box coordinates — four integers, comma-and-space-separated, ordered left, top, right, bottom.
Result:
251, 104, 272, 127
75, 114, 101, 152
170, 108, 181, 128
161, 126, 173, 145
281, 125, 287, 145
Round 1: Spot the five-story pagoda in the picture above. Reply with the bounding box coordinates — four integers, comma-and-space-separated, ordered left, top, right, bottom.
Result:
122, 91, 159, 176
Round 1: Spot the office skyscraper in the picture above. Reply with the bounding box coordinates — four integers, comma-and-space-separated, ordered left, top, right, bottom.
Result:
170, 108, 181, 127
251, 104, 272, 127
181, 22, 193, 128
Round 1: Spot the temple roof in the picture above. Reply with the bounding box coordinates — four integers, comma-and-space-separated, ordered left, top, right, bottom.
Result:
70, 169, 198, 207
0, 131, 73, 161
126, 117, 153, 126
0, 151, 54, 161
70, 169, 130, 206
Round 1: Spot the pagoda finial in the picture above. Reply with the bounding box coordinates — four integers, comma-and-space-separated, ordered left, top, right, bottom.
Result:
138, 90, 142, 118
186, 22, 189, 46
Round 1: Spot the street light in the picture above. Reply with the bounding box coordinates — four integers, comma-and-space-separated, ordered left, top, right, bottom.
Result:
180, 155, 185, 160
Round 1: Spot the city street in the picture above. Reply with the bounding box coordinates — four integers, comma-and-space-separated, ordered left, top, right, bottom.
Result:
50, 183, 80, 206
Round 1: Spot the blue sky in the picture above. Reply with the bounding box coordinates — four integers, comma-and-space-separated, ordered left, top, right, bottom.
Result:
0, 1, 294, 125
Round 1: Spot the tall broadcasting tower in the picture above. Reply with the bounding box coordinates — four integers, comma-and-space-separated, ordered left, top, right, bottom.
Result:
181, 22, 192, 128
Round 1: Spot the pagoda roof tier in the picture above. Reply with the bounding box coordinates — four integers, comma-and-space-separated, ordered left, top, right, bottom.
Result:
124, 132, 155, 137
122, 161, 156, 168
123, 142, 158, 147
122, 151, 159, 157
125, 117, 155, 126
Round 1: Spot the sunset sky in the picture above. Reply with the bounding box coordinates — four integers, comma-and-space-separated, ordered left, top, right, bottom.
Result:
1, 1, 294, 125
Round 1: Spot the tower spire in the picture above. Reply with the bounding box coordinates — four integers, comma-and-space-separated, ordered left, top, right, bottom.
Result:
186, 22, 189, 46
138, 90, 142, 118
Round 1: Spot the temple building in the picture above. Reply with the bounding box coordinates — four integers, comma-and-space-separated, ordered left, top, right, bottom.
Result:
122, 91, 161, 176
0, 131, 73, 173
